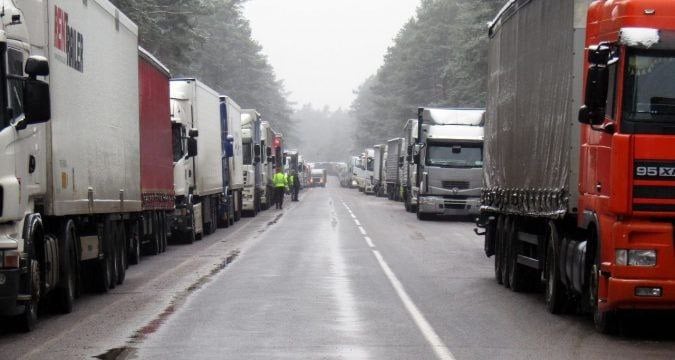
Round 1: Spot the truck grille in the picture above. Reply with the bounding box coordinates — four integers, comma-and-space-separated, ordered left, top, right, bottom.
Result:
442, 181, 469, 190
633, 186, 675, 212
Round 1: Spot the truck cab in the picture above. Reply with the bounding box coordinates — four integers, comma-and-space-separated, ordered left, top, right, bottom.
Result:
241, 110, 262, 216
413, 108, 485, 219
578, 0, 675, 325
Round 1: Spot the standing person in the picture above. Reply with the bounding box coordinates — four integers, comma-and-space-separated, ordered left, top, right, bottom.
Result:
290, 170, 301, 201
272, 167, 288, 209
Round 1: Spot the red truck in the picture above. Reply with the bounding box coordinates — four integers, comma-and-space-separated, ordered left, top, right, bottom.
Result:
135, 48, 174, 260
481, 0, 675, 333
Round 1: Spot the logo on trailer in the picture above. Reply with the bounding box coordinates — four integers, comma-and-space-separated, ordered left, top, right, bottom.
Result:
54, 6, 84, 72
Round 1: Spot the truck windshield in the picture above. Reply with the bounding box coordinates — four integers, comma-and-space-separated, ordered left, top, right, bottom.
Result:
5, 48, 24, 129
172, 123, 185, 162
426, 143, 482, 168
367, 158, 374, 171
623, 51, 675, 126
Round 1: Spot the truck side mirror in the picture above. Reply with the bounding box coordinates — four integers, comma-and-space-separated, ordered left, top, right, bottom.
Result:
398, 156, 404, 167
266, 146, 272, 157
187, 137, 198, 158
23, 79, 51, 126
283, 156, 287, 166
189, 129, 199, 138
269, 155, 275, 164
25, 56, 49, 78
254, 144, 261, 156
579, 45, 610, 126
407, 144, 413, 157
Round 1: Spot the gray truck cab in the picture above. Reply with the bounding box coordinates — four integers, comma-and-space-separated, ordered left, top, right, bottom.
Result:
412, 108, 485, 219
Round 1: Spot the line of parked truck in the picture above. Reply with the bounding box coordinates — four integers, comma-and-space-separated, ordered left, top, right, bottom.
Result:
345, 0, 675, 334
344, 108, 485, 221
0, 0, 300, 332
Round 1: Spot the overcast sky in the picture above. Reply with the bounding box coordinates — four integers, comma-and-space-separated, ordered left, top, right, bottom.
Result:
243, 0, 420, 110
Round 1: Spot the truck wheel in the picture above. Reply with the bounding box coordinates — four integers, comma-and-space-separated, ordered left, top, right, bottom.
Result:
116, 221, 127, 285
234, 192, 242, 221
96, 219, 117, 291
507, 217, 527, 292
149, 213, 160, 255
545, 221, 565, 314
589, 231, 619, 334
128, 220, 141, 265
501, 216, 512, 289
416, 202, 431, 221
18, 258, 40, 332
56, 220, 78, 314
160, 213, 168, 252
494, 216, 504, 284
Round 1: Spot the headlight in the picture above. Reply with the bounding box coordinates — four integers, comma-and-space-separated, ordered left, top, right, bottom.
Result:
615, 249, 656, 267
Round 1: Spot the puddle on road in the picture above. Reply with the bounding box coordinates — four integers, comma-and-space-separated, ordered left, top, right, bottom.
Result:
95, 249, 240, 360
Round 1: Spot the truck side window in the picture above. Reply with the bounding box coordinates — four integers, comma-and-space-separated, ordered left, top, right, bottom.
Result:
7, 48, 24, 120
605, 61, 618, 119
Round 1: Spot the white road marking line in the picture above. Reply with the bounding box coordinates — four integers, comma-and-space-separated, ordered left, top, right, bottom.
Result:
371, 250, 456, 360
358, 226, 367, 235
350, 214, 356, 219
354, 219, 361, 226
364, 236, 375, 248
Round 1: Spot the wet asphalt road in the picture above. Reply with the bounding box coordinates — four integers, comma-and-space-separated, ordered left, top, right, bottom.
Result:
2, 178, 675, 359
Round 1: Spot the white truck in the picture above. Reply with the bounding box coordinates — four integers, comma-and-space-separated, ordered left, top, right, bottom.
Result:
373, 144, 386, 196
0, 0, 140, 330
170, 79, 223, 242
259, 121, 275, 209
411, 108, 485, 220
219, 96, 244, 224
364, 148, 375, 194
402, 119, 419, 212
241, 110, 262, 216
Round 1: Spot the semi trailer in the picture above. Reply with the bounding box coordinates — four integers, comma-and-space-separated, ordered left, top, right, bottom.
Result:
480, 0, 675, 333
373, 144, 386, 197
0, 0, 141, 331
411, 108, 485, 220
138, 48, 174, 258
385, 138, 404, 201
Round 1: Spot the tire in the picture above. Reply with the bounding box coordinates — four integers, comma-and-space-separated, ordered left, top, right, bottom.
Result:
18, 258, 40, 332
404, 192, 411, 212
160, 213, 168, 252
589, 229, 619, 334
56, 220, 77, 314
507, 217, 527, 292
128, 220, 141, 265
545, 221, 566, 314
148, 213, 160, 255
94, 220, 115, 292
501, 216, 512, 289
494, 216, 504, 284
116, 221, 127, 285
416, 202, 432, 221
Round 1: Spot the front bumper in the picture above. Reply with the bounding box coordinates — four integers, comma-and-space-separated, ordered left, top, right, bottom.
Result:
417, 196, 480, 215
0, 268, 20, 315
604, 278, 675, 311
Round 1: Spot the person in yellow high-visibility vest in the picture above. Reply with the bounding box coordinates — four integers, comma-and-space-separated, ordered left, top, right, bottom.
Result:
272, 167, 288, 209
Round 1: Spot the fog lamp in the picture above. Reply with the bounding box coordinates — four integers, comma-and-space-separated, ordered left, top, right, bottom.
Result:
635, 287, 662, 297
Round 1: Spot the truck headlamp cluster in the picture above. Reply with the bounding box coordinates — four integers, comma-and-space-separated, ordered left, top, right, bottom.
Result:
615, 249, 657, 267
